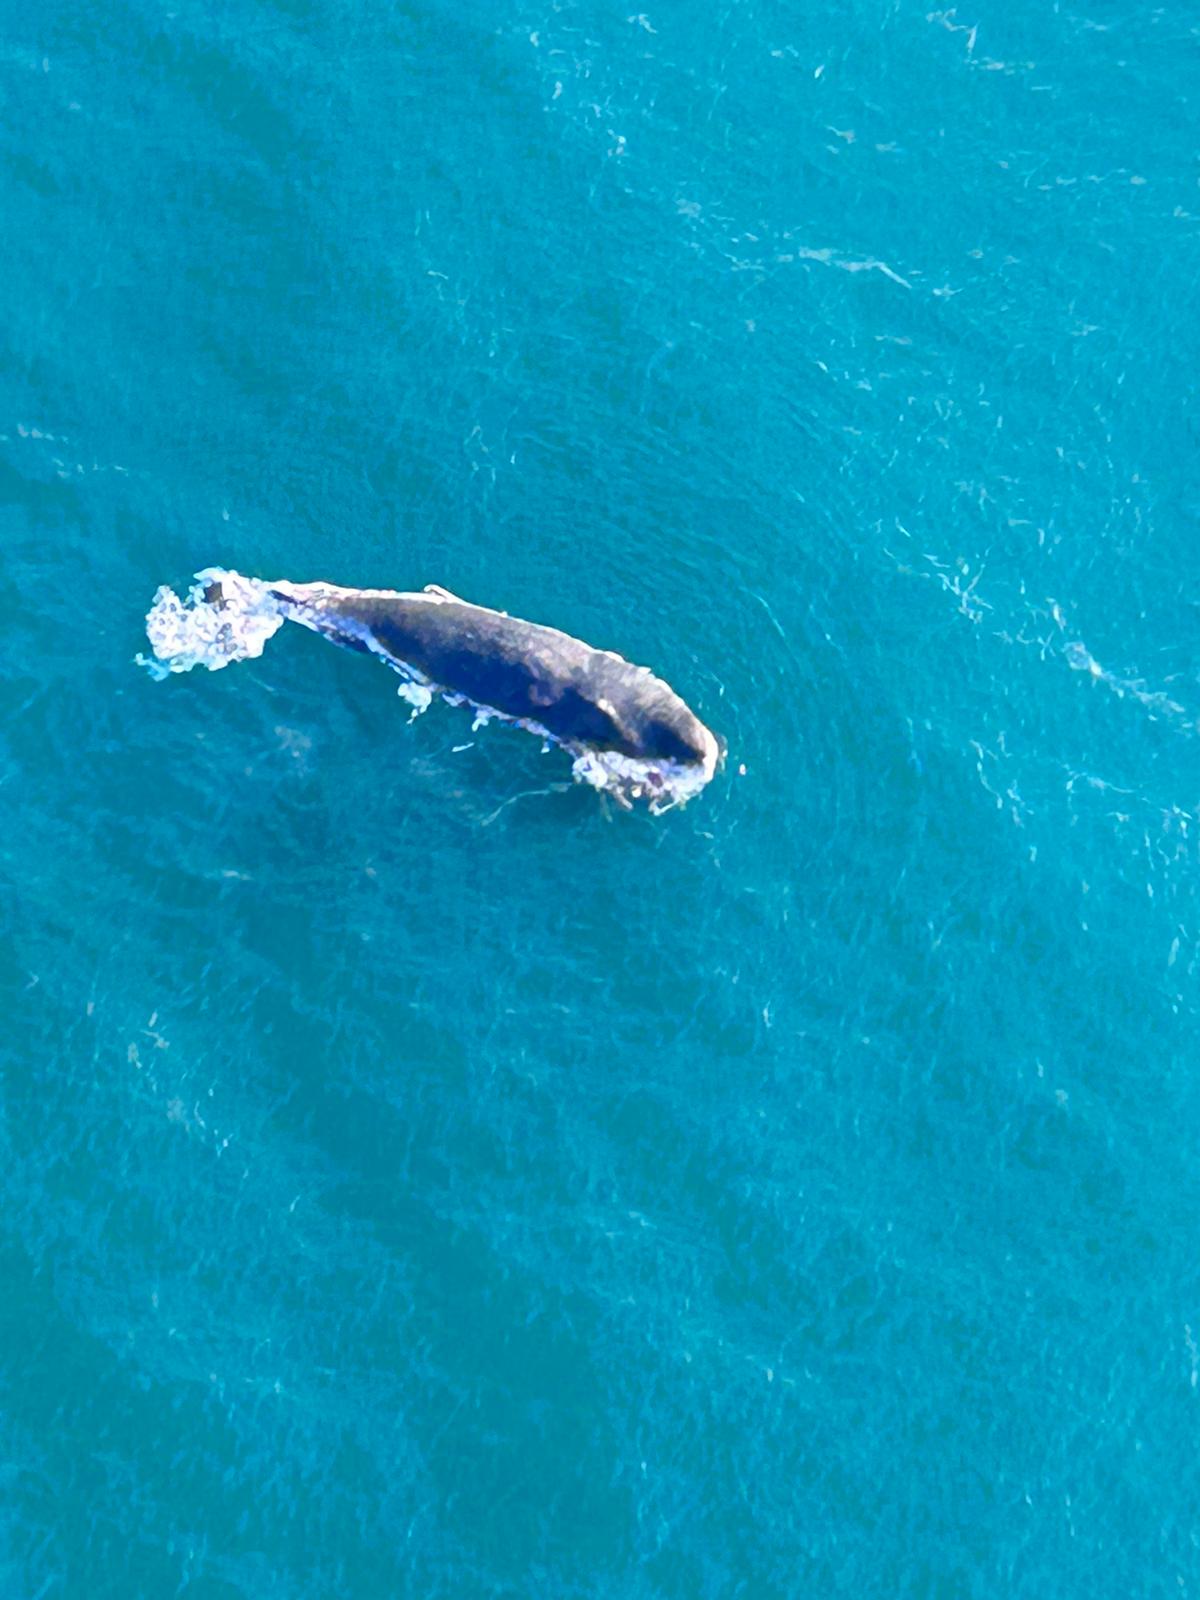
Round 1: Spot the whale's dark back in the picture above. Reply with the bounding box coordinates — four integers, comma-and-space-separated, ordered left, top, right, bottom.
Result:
277, 589, 712, 766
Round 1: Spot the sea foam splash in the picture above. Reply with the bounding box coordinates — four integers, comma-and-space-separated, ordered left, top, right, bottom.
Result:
569, 746, 715, 813
139, 569, 284, 679
141, 569, 715, 812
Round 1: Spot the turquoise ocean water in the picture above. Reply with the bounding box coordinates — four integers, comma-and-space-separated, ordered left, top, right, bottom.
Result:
3, 2, 1199, 1594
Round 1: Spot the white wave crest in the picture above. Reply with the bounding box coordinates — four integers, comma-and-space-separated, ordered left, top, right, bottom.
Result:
139, 569, 285, 679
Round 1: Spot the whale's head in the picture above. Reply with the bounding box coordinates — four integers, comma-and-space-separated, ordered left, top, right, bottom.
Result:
608, 680, 720, 777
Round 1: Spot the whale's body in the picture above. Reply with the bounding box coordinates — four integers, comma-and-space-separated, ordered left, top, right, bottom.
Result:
143, 571, 719, 810
269, 580, 716, 769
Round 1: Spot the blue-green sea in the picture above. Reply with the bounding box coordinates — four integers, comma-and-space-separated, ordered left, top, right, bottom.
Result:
3, 1, 1200, 1595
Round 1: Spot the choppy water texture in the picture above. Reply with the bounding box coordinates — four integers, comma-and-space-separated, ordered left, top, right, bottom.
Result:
3, 2, 1199, 1596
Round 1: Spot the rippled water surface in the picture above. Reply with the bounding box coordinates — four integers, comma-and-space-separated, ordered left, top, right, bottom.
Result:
3, 2, 1199, 1595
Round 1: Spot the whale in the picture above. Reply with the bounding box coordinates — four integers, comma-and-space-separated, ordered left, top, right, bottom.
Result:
142, 570, 720, 810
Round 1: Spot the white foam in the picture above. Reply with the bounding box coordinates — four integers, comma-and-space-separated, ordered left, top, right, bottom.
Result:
396, 680, 434, 719
139, 569, 284, 678
569, 745, 715, 813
